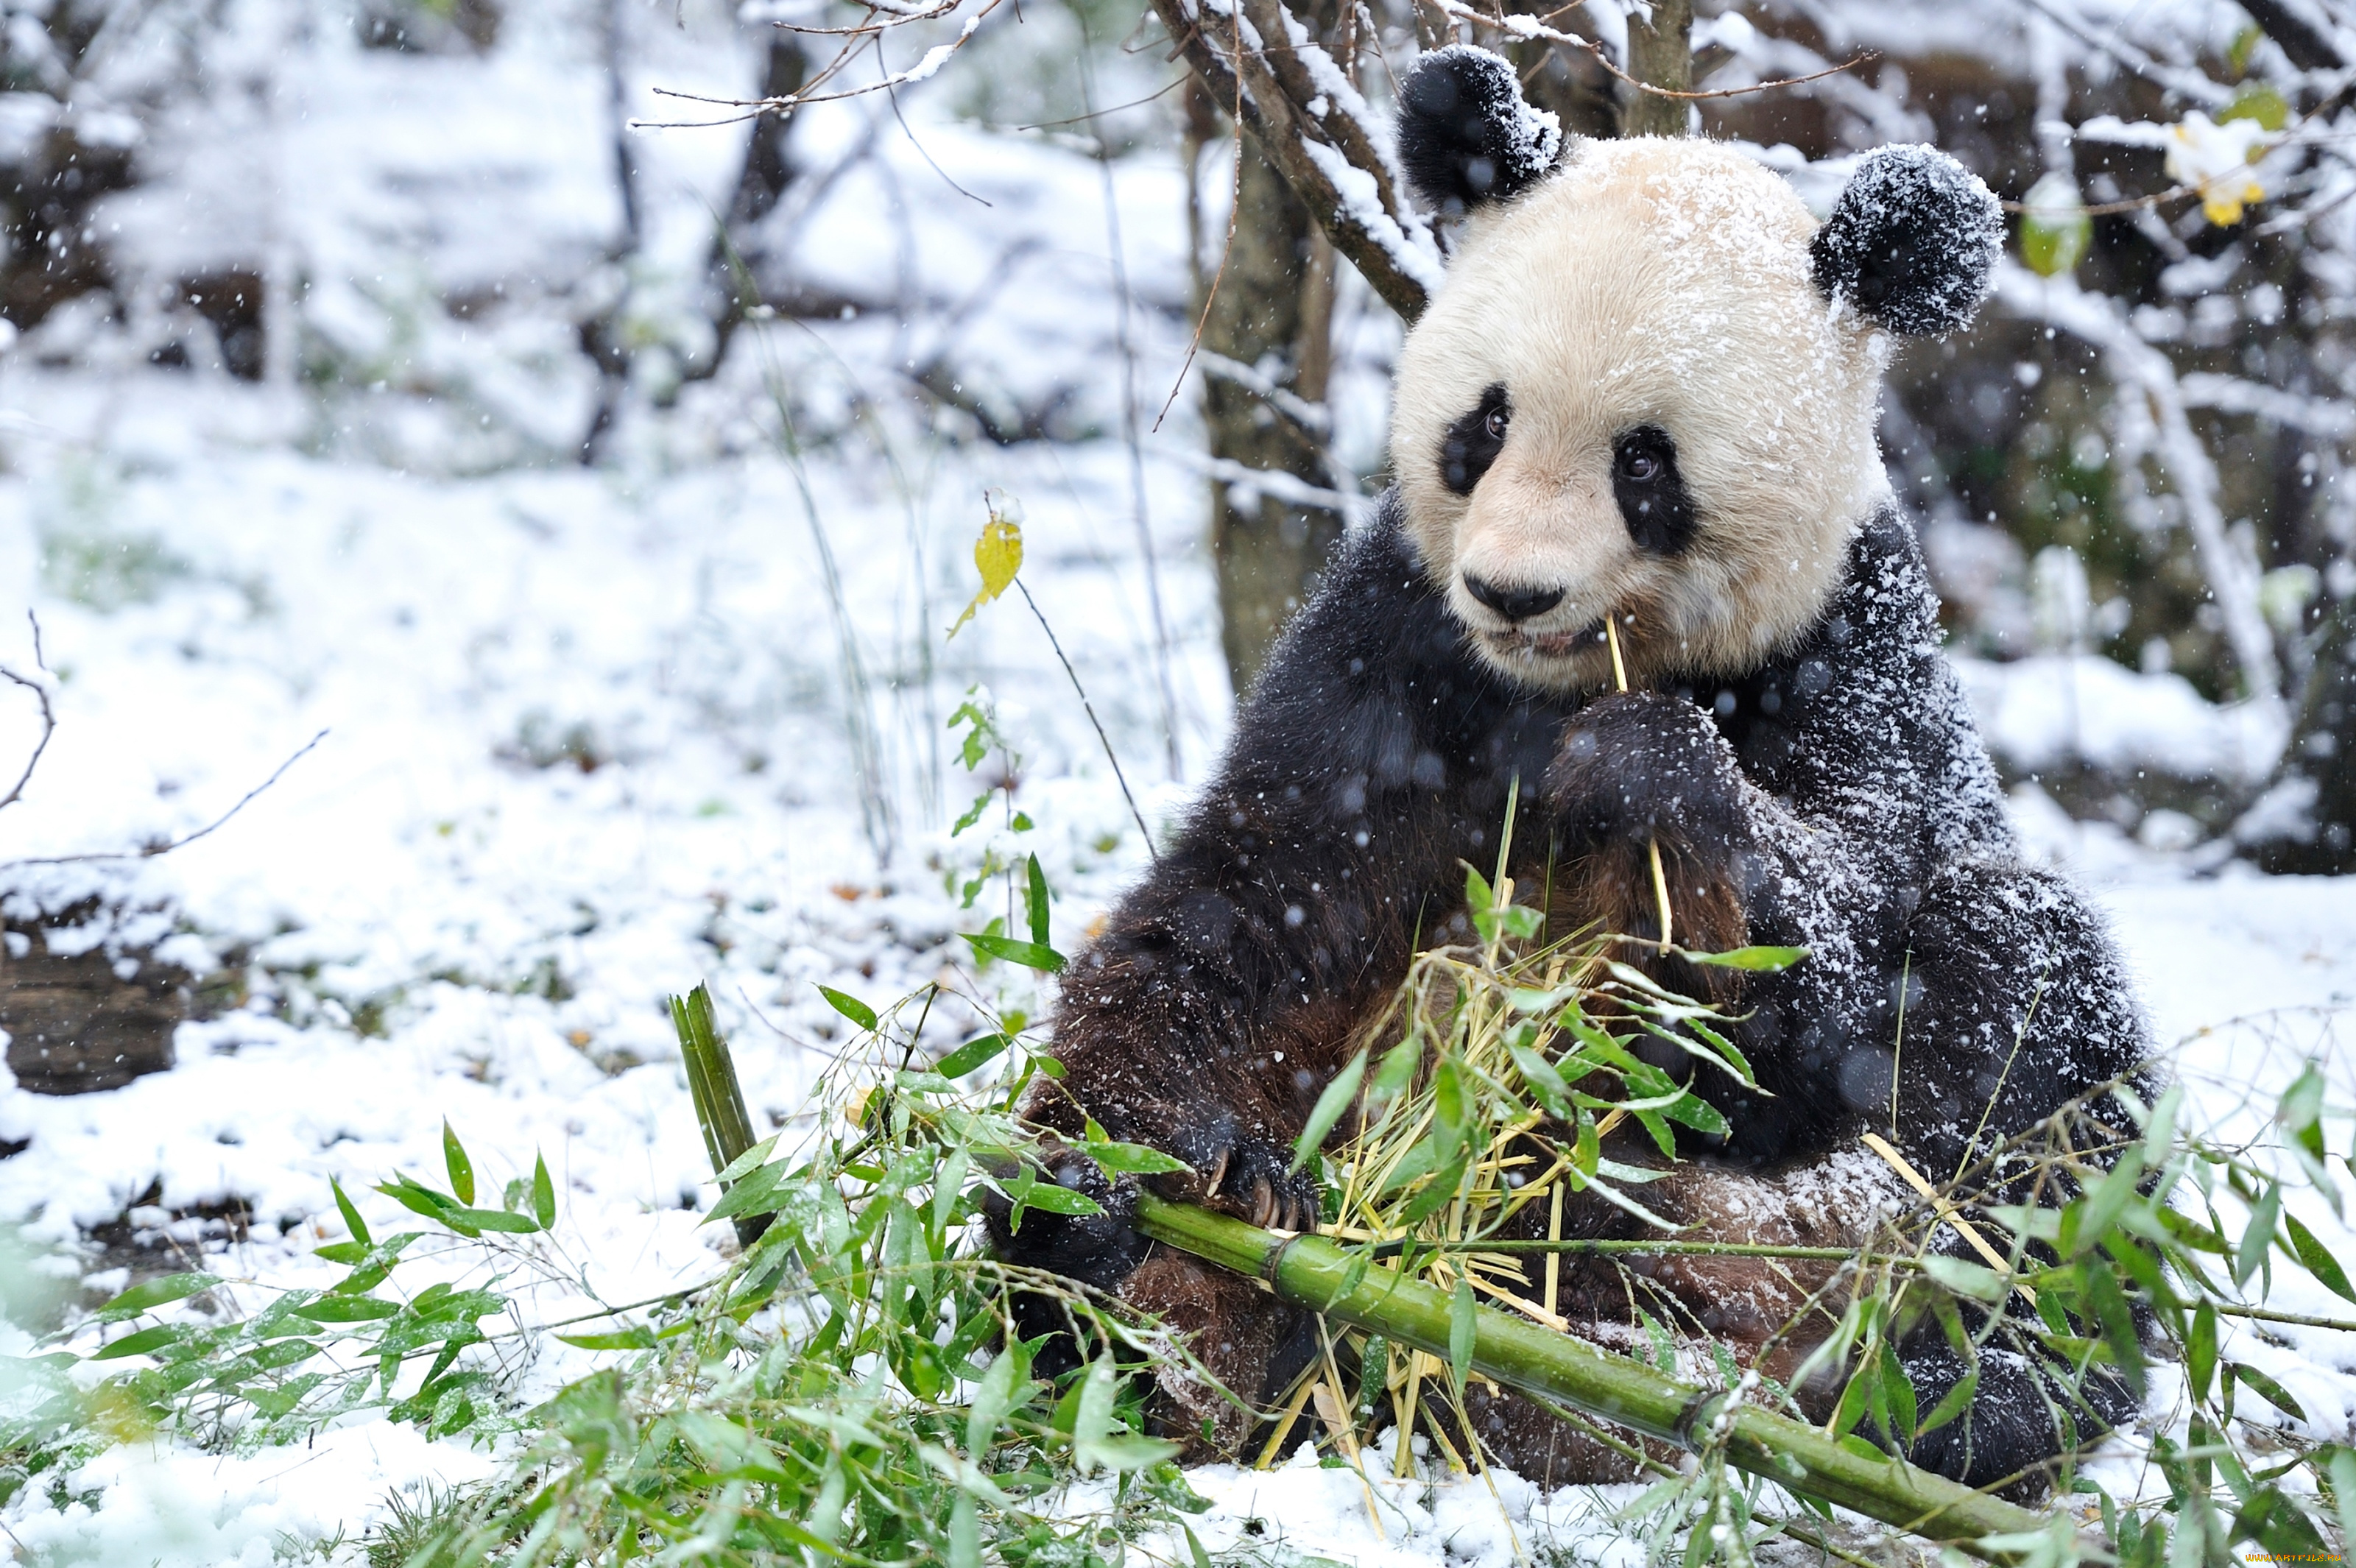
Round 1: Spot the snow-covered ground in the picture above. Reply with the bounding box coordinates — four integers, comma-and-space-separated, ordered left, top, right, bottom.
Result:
0, 1, 2352, 1560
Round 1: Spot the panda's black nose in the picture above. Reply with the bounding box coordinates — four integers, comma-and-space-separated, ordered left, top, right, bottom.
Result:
1463, 576, 1565, 622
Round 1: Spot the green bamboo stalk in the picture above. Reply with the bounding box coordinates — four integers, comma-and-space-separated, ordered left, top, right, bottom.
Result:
669, 984, 769, 1247
1133, 1193, 2074, 1564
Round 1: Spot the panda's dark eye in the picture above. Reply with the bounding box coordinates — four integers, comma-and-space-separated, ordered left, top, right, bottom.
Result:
1439, 383, 1511, 497
1612, 425, 1696, 554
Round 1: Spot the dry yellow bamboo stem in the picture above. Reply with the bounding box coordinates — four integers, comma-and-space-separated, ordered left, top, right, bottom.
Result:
1861, 1131, 2037, 1307
1465, 1267, 1571, 1330
1604, 616, 1675, 955
1544, 1182, 1564, 1317
1316, 1326, 1389, 1537
1255, 1365, 1319, 1469
1394, 1349, 1427, 1477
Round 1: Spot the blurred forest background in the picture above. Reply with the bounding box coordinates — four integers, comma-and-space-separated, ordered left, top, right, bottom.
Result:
11, 4, 2356, 1553
12, 0, 2356, 869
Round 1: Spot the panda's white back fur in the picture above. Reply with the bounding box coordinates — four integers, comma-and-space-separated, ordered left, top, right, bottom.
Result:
1391, 137, 1894, 694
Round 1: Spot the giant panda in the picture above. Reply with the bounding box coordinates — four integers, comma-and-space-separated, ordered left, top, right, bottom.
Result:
990, 46, 2153, 1493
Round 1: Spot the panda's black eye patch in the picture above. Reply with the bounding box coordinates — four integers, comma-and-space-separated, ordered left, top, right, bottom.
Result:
1612, 425, 1696, 554
1439, 384, 1509, 496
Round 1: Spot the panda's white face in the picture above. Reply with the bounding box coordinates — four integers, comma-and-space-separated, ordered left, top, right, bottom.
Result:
1391, 138, 1893, 695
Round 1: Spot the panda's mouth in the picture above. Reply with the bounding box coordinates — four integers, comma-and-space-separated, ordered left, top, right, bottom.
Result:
1486, 617, 1611, 661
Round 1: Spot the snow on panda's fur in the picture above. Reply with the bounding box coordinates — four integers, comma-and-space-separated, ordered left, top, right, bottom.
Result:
990, 46, 2153, 1492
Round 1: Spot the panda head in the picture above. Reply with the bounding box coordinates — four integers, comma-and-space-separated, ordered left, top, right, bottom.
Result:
1389, 46, 2001, 694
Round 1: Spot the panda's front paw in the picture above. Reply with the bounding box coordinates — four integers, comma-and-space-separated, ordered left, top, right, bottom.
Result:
1154, 1108, 1322, 1233
1548, 691, 1749, 854
983, 1143, 1151, 1292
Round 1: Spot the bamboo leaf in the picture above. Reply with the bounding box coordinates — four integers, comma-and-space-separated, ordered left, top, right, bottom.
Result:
1291, 1050, 1367, 1174
532, 1155, 557, 1229
292, 1296, 401, 1323
1369, 1034, 1422, 1106
1830, 1361, 1872, 1440
1878, 1342, 1917, 1445
2072, 1160, 2143, 1255
713, 1134, 781, 1186
1916, 1369, 1977, 1437
442, 1206, 541, 1234
95, 1271, 219, 1322
2284, 1212, 2356, 1304
1084, 1141, 1189, 1176
1008, 1180, 1103, 1218
1394, 1149, 1472, 1228
1662, 1091, 1729, 1137
2188, 1299, 2218, 1402
331, 1177, 371, 1249
816, 985, 878, 1031
2329, 1448, 2356, 1557
1679, 944, 1807, 972
962, 933, 1065, 972
1433, 1054, 1467, 1161
1375, 1138, 1440, 1197
935, 1034, 1009, 1079
442, 1120, 476, 1207
557, 1326, 657, 1351
2235, 1362, 2307, 1422
1507, 1040, 1574, 1123
91, 1324, 186, 1360
2142, 1082, 2183, 1173
1027, 855, 1051, 948
1462, 863, 1494, 919
2077, 1257, 2147, 1398
2239, 1183, 2282, 1289
1919, 1255, 2008, 1303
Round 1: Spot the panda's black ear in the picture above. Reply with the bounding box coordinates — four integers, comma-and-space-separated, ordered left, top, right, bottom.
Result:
1810, 144, 2003, 337
1396, 46, 1563, 218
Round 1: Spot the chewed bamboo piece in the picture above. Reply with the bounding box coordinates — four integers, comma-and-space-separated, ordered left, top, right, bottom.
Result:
1604, 615, 1676, 955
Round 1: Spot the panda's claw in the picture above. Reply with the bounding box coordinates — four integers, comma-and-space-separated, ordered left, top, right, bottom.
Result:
1250, 1176, 1275, 1228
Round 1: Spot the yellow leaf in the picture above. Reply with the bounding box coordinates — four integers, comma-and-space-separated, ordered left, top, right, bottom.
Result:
949, 498, 1024, 638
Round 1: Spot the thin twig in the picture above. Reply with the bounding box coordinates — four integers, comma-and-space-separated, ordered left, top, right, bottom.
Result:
0, 612, 57, 813
1436, 1, 1874, 102
1012, 580, 1157, 862
1154, 22, 1248, 433
0, 729, 328, 869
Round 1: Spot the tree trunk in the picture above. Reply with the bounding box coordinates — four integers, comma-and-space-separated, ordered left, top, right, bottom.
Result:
2250, 597, 2356, 872
1618, 0, 1693, 138
702, 35, 808, 365
1193, 86, 1343, 696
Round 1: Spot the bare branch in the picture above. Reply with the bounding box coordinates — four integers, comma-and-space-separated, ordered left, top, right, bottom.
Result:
1147, 0, 1439, 320
1, 730, 329, 869
635, 1, 1000, 128
0, 612, 56, 815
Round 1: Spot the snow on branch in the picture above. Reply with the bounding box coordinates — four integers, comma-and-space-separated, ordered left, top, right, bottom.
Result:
1167, 448, 1375, 523
1150, 0, 1440, 320
638, 3, 996, 127
2179, 371, 2356, 439
1450, 1, 1877, 107
1995, 261, 2285, 707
